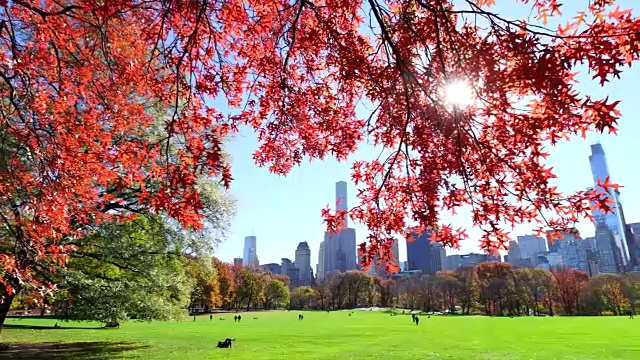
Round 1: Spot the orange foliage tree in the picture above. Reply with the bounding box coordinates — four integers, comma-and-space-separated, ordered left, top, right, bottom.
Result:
1, 0, 639, 320
552, 266, 589, 315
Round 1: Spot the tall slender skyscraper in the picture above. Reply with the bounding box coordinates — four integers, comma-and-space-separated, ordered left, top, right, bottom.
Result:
588, 143, 630, 272
320, 181, 357, 278
336, 181, 348, 227
243, 236, 259, 267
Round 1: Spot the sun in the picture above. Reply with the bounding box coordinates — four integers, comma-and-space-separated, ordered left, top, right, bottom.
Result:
444, 80, 475, 108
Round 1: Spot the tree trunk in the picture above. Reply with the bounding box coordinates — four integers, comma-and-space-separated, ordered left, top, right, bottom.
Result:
0, 292, 16, 336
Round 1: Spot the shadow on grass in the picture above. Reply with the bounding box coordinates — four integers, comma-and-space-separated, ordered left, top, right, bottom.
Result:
3, 324, 107, 330
0, 341, 148, 359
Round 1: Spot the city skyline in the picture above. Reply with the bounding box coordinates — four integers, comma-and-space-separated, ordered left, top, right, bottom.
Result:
211, 0, 640, 267
217, 139, 640, 266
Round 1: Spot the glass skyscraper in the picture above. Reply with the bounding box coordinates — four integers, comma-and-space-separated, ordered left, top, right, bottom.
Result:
588, 143, 630, 271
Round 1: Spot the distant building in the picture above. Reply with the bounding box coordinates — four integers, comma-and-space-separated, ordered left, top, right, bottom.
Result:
391, 270, 422, 280
281, 258, 294, 276
406, 230, 446, 275
319, 182, 357, 278
517, 235, 547, 259
368, 239, 401, 279
261, 263, 281, 274
507, 240, 522, 264
628, 223, 640, 270
287, 267, 301, 288
295, 242, 312, 286
595, 223, 621, 273
317, 241, 325, 281
243, 236, 259, 267
446, 253, 495, 271
588, 143, 631, 271
233, 257, 243, 267
554, 231, 588, 273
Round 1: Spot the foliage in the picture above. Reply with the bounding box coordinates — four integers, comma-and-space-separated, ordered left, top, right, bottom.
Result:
0, 0, 637, 310
185, 257, 221, 313
235, 268, 266, 311
263, 279, 290, 310
56, 216, 194, 325
213, 258, 237, 310
290, 286, 316, 310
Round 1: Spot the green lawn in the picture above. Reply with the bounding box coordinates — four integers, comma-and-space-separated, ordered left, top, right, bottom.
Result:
1, 311, 638, 359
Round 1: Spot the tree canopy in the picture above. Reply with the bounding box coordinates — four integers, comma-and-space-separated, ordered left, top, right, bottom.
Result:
0, 0, 638, 299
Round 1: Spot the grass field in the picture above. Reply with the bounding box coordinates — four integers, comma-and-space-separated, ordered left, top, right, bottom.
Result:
1, 311, 639, 359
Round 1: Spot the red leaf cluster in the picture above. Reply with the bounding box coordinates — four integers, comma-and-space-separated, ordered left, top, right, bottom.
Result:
0, 0, 637, 291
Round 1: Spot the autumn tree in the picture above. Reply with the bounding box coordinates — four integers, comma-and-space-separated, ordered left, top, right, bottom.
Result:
397, 275, 422, 310
372, 276, 396, 308
185, 257, 221, 313
213, 258, 237, 310
1, 0, 639, 329
437, 270, 461, 314
313, 281, 332, 310
290, 286, 316, 310
526, 268, 555, 316
235, 269, 265, 311
474, 262, 513, 316
601, 276, 627, 315
453, 267, 475, 315
418, 275, 439, 313
341, 271, 373, 308
552, 267, 589, 315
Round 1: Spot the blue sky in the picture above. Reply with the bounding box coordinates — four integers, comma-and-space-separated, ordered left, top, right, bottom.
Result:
214, 1, 640, 266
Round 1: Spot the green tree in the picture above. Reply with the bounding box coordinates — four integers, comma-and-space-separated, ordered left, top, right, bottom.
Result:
235, 269, 265, 310
290, 286, 316, 310
263, 279, 290, 310
56, 216, 194, 326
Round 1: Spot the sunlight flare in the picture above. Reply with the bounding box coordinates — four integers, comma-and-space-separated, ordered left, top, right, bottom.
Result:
444, 80, 475, 108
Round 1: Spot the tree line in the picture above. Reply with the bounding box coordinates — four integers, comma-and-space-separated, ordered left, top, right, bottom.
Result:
10, 256, 640, 327
304, 263, 640, 317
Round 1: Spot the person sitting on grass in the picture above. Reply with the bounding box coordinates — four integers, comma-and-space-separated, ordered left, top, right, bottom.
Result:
217, 338, 236, 348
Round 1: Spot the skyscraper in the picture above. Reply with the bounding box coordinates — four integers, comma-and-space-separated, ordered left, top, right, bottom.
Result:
517, 235, 547, 259
317, 241, 325, 281
243, 236, 259, 267
555, 232, 588, 273
588, 143, 630, 271
336, 181, 348, 227
320, 181, 357, 277
406, 230, 446, 275
595, 223, 622, 273
295, 241, 312, 286
369, 239, 401, 278
507, 240, 522, 263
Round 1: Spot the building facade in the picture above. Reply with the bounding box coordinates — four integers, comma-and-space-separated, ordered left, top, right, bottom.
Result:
233, 257, 243, 267
406, 230, 446, 275
281, 258, 294, 277
295, 241, 313, 286
446, 253, 495, 271
243, 236, 259, 267
517, 235, 547, 259
318, 182, 357, 279
588, 143, 631, 271
261, 263, 281, 275
555, 232, 588, 273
